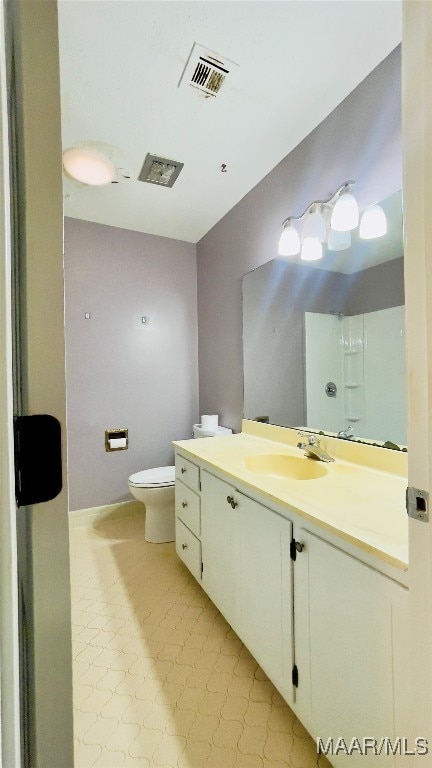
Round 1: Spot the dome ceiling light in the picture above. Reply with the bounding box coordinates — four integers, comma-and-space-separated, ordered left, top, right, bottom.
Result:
62, 147, 116, 186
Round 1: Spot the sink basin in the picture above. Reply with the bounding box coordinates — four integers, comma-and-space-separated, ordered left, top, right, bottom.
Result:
243, 453, 328, 480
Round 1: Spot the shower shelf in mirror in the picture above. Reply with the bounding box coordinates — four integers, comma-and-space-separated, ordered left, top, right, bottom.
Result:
345, 383, 360, 388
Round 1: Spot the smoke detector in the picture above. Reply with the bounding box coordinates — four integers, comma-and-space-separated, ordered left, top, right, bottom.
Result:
138, 154, 184, 188
179, 42, 238, 98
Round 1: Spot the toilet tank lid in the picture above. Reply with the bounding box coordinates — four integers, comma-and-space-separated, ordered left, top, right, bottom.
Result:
129, 465, 175, 487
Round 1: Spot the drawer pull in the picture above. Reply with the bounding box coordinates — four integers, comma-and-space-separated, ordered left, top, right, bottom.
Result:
182, 543, 188, 550
182, 501, 188, 508
181, 467, 186, 474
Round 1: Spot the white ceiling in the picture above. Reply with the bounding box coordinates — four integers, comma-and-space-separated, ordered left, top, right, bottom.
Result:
58, 1, 402, 244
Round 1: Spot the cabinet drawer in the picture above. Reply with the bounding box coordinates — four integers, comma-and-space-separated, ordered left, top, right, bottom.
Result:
176, 518, 201, 582
175, 481, 200, 536
175, 454, 200, 492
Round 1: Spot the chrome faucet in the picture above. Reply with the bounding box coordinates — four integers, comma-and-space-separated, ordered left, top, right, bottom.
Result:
297, 432, 335, 462
337, 425, 354, 439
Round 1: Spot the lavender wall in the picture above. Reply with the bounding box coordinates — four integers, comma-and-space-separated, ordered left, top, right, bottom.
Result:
64, 219, 198, 511
197, 47, 402, 432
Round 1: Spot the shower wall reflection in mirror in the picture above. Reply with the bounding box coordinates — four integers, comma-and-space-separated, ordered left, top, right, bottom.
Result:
242, 189, 406, 445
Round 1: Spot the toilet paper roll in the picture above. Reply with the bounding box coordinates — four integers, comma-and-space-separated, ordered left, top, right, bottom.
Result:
109, 437, 127, 449
201, 414, 218, 430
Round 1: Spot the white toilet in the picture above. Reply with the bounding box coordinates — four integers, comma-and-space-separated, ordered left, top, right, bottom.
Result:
128, 466, 175, 543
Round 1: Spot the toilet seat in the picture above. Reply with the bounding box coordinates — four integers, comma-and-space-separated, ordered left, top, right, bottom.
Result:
129, 465, 175, 488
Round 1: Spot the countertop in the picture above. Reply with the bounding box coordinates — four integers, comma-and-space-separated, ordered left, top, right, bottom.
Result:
173, 423, 408, 571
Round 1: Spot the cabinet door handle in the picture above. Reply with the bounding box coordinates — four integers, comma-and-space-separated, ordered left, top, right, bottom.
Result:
295, 542, 304, 554
181, 467, 186, 474
182, 501, 188, 508
182, 543, 188, 550
227, 495, 238, 509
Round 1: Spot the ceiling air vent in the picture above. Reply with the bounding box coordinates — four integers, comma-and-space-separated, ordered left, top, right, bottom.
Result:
179, 43, 238, 98
138, 154, 184, 188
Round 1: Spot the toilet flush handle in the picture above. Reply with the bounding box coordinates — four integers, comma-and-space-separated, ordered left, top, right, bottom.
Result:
182, 543, 188, 550
182, 501, 188, 508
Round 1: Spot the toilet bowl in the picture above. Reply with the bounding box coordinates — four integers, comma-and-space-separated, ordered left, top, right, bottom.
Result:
128, 466, 175, 543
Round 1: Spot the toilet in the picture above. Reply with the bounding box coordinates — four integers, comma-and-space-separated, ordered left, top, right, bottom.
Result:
128, 466, 175, 543
129, 422, 233, 544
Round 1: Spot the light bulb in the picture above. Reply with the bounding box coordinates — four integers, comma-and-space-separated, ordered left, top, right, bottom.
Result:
328, 229, 351, 251
302, 208, 327, 242
63, 147, 115, 186
278, 222, 300, 256
330, 191, 359, 232
301, 237, 322, 261
359, 205, 387, 239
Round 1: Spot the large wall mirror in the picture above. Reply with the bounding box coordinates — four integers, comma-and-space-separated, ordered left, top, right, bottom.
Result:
242, 189, 406, 445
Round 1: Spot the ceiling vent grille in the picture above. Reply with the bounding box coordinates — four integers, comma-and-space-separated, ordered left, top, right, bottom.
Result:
179, 43, 238, 98
138, 154, 184, 188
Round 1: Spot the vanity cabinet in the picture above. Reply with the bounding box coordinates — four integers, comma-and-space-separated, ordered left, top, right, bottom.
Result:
174, 448, 409, 766
201, 470, 294, 700
294, 530, 409, 767
175, 456, 202, 581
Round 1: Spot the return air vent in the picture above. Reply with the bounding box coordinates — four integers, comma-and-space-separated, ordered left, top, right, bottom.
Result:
138, 154, 184, 188
179, 42, 238, 98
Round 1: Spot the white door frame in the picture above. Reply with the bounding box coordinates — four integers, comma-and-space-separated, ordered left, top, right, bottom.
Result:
403, 0, 432, 739
0, 0, 21, 764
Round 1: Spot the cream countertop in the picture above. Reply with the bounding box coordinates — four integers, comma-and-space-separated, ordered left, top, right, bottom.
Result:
173, 420, 408, 571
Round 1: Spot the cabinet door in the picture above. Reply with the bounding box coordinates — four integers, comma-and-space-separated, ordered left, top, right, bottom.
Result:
235, 492, 294, 703
200, 470, 236, 626
296, 530, 408, 767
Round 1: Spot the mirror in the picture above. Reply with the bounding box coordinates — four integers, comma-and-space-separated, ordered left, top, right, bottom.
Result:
242, 189, 406, 445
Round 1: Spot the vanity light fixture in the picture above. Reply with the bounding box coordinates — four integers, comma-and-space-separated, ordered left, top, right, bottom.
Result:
278, 220, 301, 256
62, 147, 116, 186
301, 237, 322, 261
327, 229, 351, 251
359, 204, 387, 239
302, 206, 327, 242
278, 180, 388, 259
330, 186, 359, 231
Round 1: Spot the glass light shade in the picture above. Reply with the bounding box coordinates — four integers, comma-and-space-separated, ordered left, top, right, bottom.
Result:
63, 148, 115, 186
301, 237, 322, 261
278, 223, 300, 256
330, 191, 359, 232
359, 205, 387, 239
302, 209, 327, 242
327, 229, 351, 251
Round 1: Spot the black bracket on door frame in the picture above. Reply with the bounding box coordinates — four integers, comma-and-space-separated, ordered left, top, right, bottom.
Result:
14, 415, 63, 507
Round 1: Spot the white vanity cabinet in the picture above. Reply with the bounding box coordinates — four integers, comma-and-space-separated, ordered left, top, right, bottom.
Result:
294, 530, 409, 767
175, 455, 202, 582
200, 469, 294, 701
174, 448, 409, 766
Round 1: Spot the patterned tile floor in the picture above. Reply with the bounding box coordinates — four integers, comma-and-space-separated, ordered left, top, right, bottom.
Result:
70, 512, 332, 768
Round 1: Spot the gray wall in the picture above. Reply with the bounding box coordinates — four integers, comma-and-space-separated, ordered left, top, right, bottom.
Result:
197, 47, 402, 432
64, 218, 198, 511
346, 256, 404, 315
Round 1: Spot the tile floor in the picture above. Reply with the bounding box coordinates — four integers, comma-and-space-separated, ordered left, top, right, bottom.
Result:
70, 512, 332, 768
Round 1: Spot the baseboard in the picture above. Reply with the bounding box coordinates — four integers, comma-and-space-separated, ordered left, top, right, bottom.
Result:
69, 499, 143, 528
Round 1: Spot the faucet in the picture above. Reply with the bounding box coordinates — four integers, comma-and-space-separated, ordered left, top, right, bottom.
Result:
297, 432, 335, 462
337, 425, 354, 439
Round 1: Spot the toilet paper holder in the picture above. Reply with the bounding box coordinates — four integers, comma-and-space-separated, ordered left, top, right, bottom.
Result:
105, 428, 128, 452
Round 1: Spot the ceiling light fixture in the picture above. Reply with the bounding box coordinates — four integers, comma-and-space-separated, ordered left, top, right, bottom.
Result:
359, 204, 387, 239
62, 147, 116, 186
